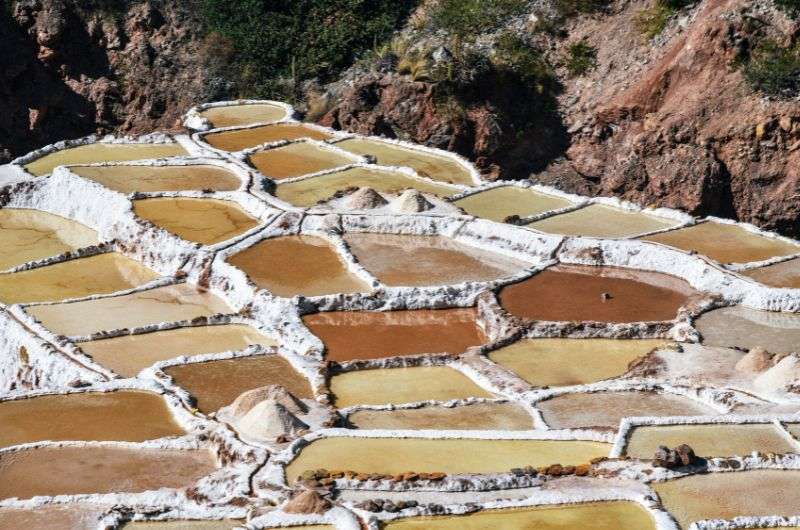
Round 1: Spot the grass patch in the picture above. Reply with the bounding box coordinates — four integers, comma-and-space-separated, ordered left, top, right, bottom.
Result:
555, 0, 610, 17
635, 0, 694, 39
775, 0, 800, 18
743, 39, 800, 98
566, 42, 597, 76
428, 0, 528, 39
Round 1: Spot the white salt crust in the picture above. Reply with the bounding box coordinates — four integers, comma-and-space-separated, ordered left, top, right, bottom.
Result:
0, 99, 798, 528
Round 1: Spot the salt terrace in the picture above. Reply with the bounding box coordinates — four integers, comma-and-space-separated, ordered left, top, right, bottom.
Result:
0, 98, 799, 529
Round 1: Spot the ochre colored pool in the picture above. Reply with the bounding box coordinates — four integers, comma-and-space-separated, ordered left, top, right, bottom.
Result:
527, 204, 678, 238
0, 504, 109, 530
0, 208, 98, 270
642, 221, 800, 264
743, 257, 800, 288
79, 325, 277, 377
694, 305, 800, 353
227, 235, 369, 297
71, 164, 242, 193
0, 252, 157, 304
488, 338, 667, 387
302, 308, 486, 362
349, 402, 533, 431
199, 103, 289, 128
25, 143, 188, 176
0, 390, 184, 449
248, 142, 353, 180
498, 265, 694, 323
453, 187, 573, 222
275, 166, 460, 207
203, 123, 332, 152
133, 197, 259, 245
285, 437, 611, 483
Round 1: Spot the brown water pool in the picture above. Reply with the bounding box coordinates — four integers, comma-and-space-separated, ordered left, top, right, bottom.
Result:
694, 305, 800, 353
0, 390, 184, 449
0, 446, 216, 500
248, 143, 353, 180
203, 123, 332, 152
0, 504, 109, 530
133, 197, 260, 245
122, 521, 245, 530
163, 354, 313, 413
25, 143, 188, 177
28, 283, 232, 336
79, 324, 276, 377
349, 402, 533, 430
743, 258, 800, 288
498, 265, 695, 323
71, 164, 242, 193
0, 252, 158, 305
302, 308, 487, 362
199, 103, 289, 128
343, 233, 528, 286
227, 235, 369, 297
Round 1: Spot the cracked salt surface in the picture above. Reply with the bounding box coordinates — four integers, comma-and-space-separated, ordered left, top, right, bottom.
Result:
1, 99, 800, 529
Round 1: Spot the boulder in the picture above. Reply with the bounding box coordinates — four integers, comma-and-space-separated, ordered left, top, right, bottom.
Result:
283, 488, 332, 514
654, 444, 698, 469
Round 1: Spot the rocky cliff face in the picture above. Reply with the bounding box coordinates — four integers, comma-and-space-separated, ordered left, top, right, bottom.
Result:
0, 0, 229, 162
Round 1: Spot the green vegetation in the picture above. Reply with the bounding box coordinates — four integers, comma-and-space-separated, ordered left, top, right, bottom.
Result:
775, 0, 800, 18
635, 0, 694, 39
566, 42, 597, 76
200, 0, 417, 100
555, 0, 610, 17
743, 40, 800, 97
428, 0, 528, 39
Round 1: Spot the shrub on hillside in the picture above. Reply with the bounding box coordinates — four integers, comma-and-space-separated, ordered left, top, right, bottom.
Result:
428, 0, 528, 39
775, 0, 800, 18
743, 40, 800, 97
635, 0, 695, 39
566, 41, 597, 76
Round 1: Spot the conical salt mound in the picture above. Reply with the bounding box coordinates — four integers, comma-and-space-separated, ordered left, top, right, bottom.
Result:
228, 384, 307, 418
754, 354, 800, 392
237, 399, 309, 441
392, 189, 434, 213
346, 187, 388, 209
284, 488, 332, 514
735, 346, 773, 373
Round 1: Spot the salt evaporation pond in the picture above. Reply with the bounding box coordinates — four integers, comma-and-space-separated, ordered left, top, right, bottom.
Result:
248, 142, 352, 180
163, 354, 313, 413
0, 390, 183, 448
25, 143, 188, 176
624, 423, 796, 458
0, 504, 108, 530
453, 186, 574, 222
538, 391, 713, 430
285, 437, 610, 483
122, 521, 245, 530
695, 305, 800, 353
654, 470, 800, 529
489, 338, 667, 386
0, 446, 216, 500
343, 233, 529, 286
0, 208, 98, 270
228, 235, 369, 297
384, 501, 656, 529
27, 283, 232, 336
302, 308, 486, 361
79, 324, 276, 377
331, 366, 493, 407
349, 402, 533, 431
527, 204, 678, 238
71, 164, 242, 193
743, 257, 800, 288
642, 221, 800, 264
199, 102, 289, 128
204, 123, 332, 152
275, 166, 460, 207
498, 265, 694, 323
133, 197, 259, 245
333, 138, 474, 185
0, 252, 157, 304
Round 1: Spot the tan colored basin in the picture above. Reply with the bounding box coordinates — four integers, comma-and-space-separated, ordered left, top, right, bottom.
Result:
489, 338, 667, 387
199, 103, 289, 128
25, 143, 188, 176
122, 521, 245, 530
694, 305, 800, 354
655, 470, 800, 529
349, 402, 533, 430
527, 204, 678, 238
538, 392, 713, 430
28, 283, 232, 337
0, 504, 109, 530
625, 423, 796, 458
0, 390, 183, 449
134, 197, 259, 245
227, 235, 369, 297
344, 233, 528, 286
334, 138, 474, 185
163, 354, 313, 413
0, 208, 98, 270
204, 123, 332, 152
454, 187, 574, 222
744, 258, 800, 288
285, 437, 610, 483
384, 501, 656, 530
0, 252, 157, 304
248, 143, 353, 180
642, 221, 800, 264
0, 446, 216, 500
331, 366, 493, 407
71, 164, 241, 193
302, 308, 486, 362
275, 166, 460, 207
79, 325, 277, 377
498, 265, 694, 323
